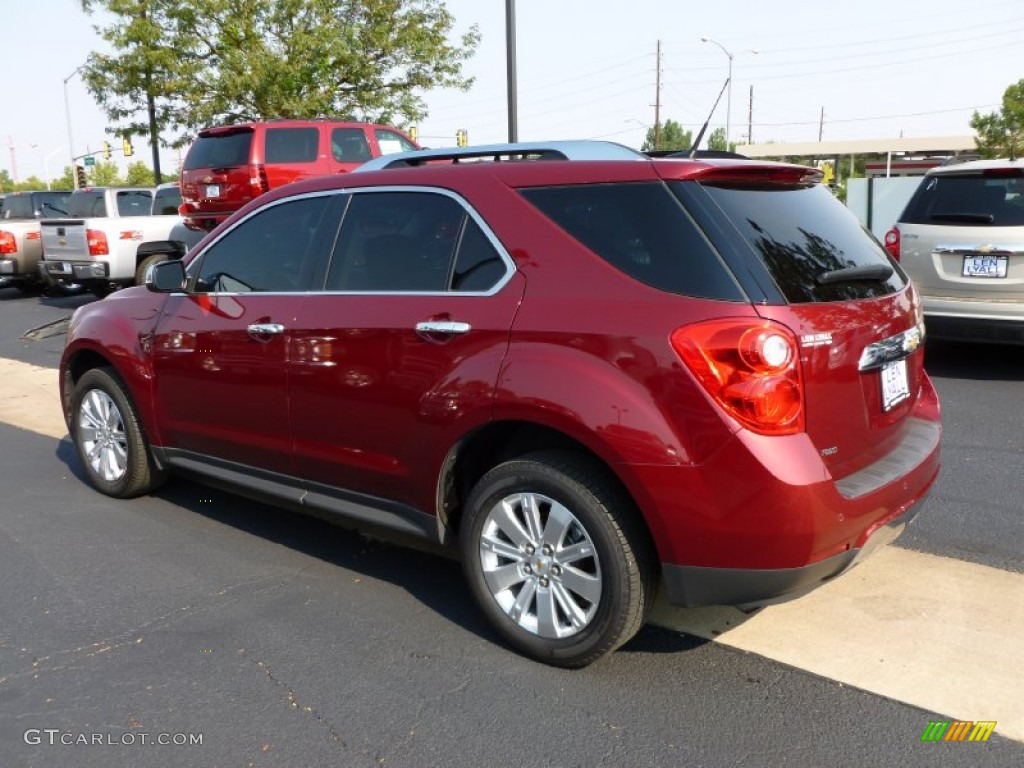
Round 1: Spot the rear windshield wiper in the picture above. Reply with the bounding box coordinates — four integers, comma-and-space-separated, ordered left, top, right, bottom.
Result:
929, 212, 994, 224
816, 263, 894, 286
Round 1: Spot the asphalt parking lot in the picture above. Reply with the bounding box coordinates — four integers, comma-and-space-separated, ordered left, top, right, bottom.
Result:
1, 287, 1022, 767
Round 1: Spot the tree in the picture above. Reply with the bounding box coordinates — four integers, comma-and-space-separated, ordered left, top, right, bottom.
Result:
14, 176, 47, 192
707, 127, 729, 152
641, 119, 692, 152
126, 161, 156, 187
90, 161, 123, 187
0, 169, 13, 193
54, 166, 76, 191
971, 79, 1024, 159
80, 0, 480, 167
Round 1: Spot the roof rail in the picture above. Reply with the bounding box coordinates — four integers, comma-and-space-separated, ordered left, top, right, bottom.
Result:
353, 140, 646, 172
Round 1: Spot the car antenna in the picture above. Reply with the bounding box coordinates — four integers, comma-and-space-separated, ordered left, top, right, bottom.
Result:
688, 77, 730, 159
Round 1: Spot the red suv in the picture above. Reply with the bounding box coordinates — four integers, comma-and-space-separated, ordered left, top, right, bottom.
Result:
178, 119, 418, 231
61, 141, 940, 668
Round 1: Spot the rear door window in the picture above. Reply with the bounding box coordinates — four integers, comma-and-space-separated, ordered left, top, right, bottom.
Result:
184, 131, 253, 169
374, 129, 416, 156
116, 191, 154, 217
521, 182, 744, 301
331, 128, 372, 163
689, 182, 906, 303
265, 127, 319, 164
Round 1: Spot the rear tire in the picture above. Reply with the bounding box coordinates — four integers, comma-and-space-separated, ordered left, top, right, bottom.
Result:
70, 367, 166, 498
460, 450, 655, 668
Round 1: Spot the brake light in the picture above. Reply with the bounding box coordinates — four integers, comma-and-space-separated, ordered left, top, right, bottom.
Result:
671, 319, 804, 435
250, 163, 270, 196
0, 231, 16, 254
87, 229, 109, 256
884, 226, 900, 261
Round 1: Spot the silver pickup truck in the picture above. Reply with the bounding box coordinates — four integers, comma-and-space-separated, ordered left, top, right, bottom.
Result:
0, 189, 74, 293
39, 184, 203, 297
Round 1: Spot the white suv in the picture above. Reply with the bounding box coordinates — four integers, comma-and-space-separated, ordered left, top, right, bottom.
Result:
885, 158, 1024, 344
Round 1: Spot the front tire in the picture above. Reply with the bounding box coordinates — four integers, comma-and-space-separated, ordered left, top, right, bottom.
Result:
70, 367, 165, 498
460, 450, 655, 668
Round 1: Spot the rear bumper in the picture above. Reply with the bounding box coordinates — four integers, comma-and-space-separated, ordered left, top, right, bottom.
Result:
660, 501, 921, 608
41, 260, 110, 281
922, 295, 1024, 344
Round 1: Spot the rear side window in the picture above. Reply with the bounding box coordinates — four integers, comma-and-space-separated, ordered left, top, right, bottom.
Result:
375, 129, 416, 156
901, 174, 1024, 227
521, 182, 743, 301
68, 191, 107, 218
2, 195, 33, 219
331, 128, 372, 163
153, 186, 182, 215
183, 131, 253, 170
265, 127, 319, 163
116, 191, 153, 217
695, 182, 906, 303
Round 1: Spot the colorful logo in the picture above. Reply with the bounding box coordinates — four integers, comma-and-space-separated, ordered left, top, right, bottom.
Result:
920, 721, 997, 742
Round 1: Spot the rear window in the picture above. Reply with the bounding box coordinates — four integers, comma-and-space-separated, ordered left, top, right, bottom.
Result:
264, 127, 319, 163
183, 131, 253, 170
153, 186, 182, 215
2, 192, 71, 219
68, 190, 107, 218
520, 182, 743, 301
901, 173, 1024, 227
694, 182, 906, 303
331, 128, 372, 163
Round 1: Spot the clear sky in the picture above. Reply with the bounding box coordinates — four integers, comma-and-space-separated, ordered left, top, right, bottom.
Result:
2, 0, 1022, 183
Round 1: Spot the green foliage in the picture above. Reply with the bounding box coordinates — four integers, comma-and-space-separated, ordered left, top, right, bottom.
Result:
708, 127, 729, 152
14, 176, 48, 192
125, 161, 156, 186
54, 166, 77, 190
0, 169, 13, 193
90, 161, 123, 187
641, 119, 692, 152
970, 79, 1024, 159
80, 0, 479, 148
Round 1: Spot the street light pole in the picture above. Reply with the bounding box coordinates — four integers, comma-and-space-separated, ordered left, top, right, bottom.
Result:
506, 0, 518, 143
63, 65, 86, 171
700, 37, 758, 149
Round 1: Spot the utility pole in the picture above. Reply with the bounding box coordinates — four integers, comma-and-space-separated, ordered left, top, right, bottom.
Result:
653, 40, 662, 150
819, 106, 825, 142
748, 85, 753, 145
7, 136, 17, 183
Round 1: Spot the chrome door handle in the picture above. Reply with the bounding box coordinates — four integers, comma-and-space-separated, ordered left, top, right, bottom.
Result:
247, 322, 285, 339
415, 321, 471, 336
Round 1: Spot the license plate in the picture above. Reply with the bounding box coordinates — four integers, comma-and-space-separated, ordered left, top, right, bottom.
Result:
880, 358, 910, 411
47, 262, 72, 274
962, 254, 1008, 278
204, 184, 221, 198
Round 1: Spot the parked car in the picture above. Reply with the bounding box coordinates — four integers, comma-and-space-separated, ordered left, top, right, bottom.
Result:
178, 119, 419, 231
884, 158, 1024, 343
40, 185, 203, 298
61, 141, 940, 667
0, 189, 73, 293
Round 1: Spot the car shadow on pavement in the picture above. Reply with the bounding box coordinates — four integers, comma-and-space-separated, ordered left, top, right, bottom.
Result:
924, 339, 1024, 382
52, 438, 708, 659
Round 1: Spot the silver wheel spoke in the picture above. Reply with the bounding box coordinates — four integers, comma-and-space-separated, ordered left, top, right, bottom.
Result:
536, 587, 559, 637
551, 581, 590, 629
493, 498, 535, 549
557, 564, 602, 605
480, 532, 525, 563
509, 578, 537, 625
483, 562, 526, 594
556, 540, 595, 566
76, 388, 129, 484
520, 493, 545, 544
541, 502, 575, 552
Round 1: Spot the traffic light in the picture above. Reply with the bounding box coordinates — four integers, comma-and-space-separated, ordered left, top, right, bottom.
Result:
122, 137, 134, 157
408, 125, 418, 143
75, 164, 87, 189
456, 128, 468, 147
103, 141, 112, 160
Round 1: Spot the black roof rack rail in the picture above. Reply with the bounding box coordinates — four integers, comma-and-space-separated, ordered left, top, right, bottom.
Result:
354, 140, 646, 172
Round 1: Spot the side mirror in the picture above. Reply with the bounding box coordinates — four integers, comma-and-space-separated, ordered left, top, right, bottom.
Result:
147, 259, 186, 293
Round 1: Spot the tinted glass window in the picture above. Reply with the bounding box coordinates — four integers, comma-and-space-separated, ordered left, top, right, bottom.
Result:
116, 190, 153, 217
35, 192, 72, 218
2, 195, 33, 219
901, 174, 1024, 227
331, 128, 372, 163
452, 219, 507, 291
183, 131, 253, 170
375, 129, 416, 156
153, 186, 182, 215
265, 127, 318, 163
521, 182, 743, 301
68, 190, 107, 218
696, 182, 905, 303
326, 192, 463, 292
194, 196, 332, 293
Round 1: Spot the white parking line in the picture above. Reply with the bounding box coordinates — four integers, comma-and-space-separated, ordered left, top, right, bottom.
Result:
2, 355, 1021, 741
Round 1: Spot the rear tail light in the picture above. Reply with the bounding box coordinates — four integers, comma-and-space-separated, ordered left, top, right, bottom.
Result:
250, 164, 270, 196
671, 319, 804, 435
0, 231, 16, 254
884, 226, 900, 261
86, 229, 110, 256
